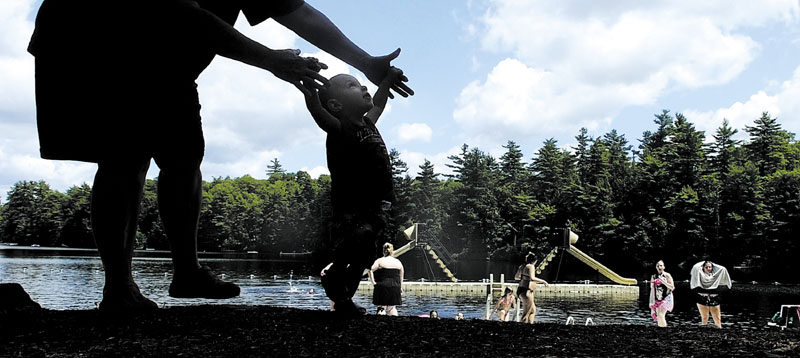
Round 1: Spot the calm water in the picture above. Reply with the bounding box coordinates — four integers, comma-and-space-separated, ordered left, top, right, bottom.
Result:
1, 251, 797, 329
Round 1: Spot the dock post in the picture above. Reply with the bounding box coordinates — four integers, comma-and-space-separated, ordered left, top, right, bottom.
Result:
485, 291, 492, 319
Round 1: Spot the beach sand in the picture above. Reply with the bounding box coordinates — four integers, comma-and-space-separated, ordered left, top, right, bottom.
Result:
2, 304, 798, 357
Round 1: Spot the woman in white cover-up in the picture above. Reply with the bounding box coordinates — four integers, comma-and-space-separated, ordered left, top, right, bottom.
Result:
690, 260, 732, 328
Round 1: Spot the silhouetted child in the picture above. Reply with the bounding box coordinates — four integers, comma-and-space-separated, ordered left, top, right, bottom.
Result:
300, 68, 403, 316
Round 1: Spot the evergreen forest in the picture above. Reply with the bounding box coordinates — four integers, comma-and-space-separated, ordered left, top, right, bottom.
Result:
2, 111, 799, 282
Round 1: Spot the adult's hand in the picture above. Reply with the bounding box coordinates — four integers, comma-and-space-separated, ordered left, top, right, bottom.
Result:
267, 49, 330, 90
362, 48, 414, 99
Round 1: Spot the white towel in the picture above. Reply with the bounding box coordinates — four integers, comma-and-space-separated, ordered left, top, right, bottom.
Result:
690, 261, 732, 290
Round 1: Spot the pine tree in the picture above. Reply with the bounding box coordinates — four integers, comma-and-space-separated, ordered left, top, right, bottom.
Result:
266, 158, 286, 178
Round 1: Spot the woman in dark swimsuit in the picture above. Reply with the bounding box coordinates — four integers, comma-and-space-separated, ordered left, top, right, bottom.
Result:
368, 243, 404, 316
516, 252, 549, 323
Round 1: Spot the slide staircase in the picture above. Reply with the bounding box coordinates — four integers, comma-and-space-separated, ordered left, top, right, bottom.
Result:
396, 223, 457, 282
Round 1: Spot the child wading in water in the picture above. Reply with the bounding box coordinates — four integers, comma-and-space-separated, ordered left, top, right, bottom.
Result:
299, 68, 405, 316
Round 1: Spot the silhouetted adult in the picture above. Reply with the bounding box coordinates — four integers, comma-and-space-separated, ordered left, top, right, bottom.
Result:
28, 0, 412, 312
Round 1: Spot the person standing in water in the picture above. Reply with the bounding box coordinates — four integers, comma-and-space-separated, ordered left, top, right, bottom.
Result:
649, 260, 675, 327
690, 260, 732, 328
516, 252, 549, 323
369, 242, 404, 316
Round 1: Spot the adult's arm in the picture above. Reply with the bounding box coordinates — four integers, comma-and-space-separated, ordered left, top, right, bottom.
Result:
399, 264, 404, 286
274, 3, 413, 97
664, 273, 676, 291
176, 1, 326, 87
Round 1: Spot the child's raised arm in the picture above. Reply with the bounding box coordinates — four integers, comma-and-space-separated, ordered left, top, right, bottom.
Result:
366, 67, 403, 124
299, 79, 341, 133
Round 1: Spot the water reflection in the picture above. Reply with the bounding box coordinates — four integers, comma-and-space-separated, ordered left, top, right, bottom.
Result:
1, 254, 796, 329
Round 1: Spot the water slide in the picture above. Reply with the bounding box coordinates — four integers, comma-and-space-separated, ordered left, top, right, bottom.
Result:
394, 224, 457, 282
565, 246, 637, 285
536, 229, 637, 286
392, 225, 418, 257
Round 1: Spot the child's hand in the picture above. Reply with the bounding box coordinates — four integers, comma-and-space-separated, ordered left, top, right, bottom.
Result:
384, 66, 405, 86
296, 77, 321, 98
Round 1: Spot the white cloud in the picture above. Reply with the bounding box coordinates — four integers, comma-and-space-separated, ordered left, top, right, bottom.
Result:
454, 0, 799, 147
0, 0, 35, 119
302, 165, 330, 179
202, 149, 282, 180
394, 123, 432, 143
400, 145, 465, 179
0, 148, 96, 196
453, 58, 632, 147
684, 65, 800, 140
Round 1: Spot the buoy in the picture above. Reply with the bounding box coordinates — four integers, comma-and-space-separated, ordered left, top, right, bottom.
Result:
566, 316, 575, 325
585, 317, 594, 326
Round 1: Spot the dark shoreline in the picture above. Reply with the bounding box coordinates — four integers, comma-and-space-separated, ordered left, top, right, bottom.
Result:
2, 305, 798, 357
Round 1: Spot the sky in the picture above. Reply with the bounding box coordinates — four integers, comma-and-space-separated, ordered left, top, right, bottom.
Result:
2, 0, 800, 203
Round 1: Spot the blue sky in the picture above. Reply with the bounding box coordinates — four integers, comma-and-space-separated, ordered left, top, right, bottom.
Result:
2, 1, 800, 203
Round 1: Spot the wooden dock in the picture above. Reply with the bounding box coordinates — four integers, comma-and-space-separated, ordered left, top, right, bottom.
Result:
357, 273, 639, 297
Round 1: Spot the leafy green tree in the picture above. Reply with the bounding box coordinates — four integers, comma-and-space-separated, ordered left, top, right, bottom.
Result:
58, 184, 94, 248
0, 180, 65, 246
199, 176, 264, 251
137, 179, 167, 249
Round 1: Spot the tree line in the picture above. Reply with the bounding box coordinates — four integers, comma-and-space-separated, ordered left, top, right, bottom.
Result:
1, 111, 799, 281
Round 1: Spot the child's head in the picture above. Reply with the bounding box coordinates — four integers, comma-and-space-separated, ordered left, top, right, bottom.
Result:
318, 74, 373, 117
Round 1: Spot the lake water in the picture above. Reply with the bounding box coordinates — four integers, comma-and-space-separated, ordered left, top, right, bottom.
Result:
1, 249, 798, 329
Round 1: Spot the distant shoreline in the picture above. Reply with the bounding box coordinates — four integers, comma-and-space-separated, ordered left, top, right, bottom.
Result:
0, 244, 299, 261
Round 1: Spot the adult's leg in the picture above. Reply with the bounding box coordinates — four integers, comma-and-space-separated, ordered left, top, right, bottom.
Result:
520, 295, 533, 323
386, 305, 397, 316
710, 305, 722, 328
656, 307, 667, 327
158, 161, 202, 275
697, 303, 710, 325
158, 158, 239, 298
92, 159, 157, 311
529, 298, 538, 323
